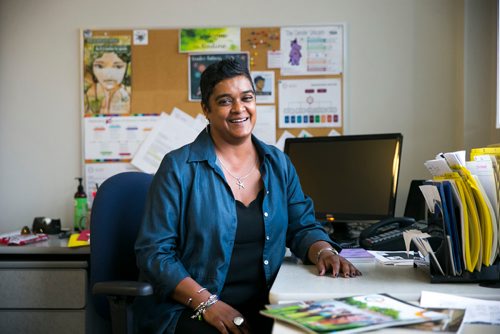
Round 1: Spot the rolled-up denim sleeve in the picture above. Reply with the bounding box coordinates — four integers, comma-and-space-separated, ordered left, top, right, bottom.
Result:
135, 156, 190, 300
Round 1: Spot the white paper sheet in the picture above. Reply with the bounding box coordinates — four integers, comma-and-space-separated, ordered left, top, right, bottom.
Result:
267, 50, 282, 69
253, 105, 276, 145
131, 110, 200, 174
418, 184, 442, 214
84, 115, 159, 160
328, 129, 341, 136
420, 290, 500, 325
278, 78, 342, 128
423, 158, 454, 177
280, 25, 343, 76
85, 162, 139, 207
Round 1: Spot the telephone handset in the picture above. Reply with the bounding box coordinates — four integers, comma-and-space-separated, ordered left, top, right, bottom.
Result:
359, 217, 427, 251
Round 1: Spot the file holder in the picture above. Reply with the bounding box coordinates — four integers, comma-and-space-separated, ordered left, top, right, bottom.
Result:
427, 214, 500, 284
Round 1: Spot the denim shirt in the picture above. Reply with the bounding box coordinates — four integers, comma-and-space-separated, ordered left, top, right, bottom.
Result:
134, 129, 337, 333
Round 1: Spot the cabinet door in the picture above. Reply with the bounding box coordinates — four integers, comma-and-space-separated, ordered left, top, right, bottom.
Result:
0, 269, 86, 308
0, 310, 85, 334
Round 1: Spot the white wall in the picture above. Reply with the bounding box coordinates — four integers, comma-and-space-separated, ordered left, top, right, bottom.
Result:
0, 0, 497, 232
464, 0, 500, 151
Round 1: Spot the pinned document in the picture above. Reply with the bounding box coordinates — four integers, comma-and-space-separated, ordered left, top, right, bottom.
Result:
131, 109, 202, 174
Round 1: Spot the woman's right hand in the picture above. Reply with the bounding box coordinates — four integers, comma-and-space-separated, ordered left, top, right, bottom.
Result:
202, 300, 250, 334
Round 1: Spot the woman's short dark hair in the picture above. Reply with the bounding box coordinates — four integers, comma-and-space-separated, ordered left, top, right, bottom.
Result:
200, 58, 254, 107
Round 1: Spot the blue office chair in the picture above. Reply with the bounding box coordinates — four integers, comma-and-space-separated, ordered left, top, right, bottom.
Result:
90, 171, 154, 334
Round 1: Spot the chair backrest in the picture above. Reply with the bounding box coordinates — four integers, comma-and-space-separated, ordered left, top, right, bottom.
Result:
90, 171, 153, 319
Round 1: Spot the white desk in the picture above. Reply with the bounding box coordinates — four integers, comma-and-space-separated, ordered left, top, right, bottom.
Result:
269, 261, 500, 333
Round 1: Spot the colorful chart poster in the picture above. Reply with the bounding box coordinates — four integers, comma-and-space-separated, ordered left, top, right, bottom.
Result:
83, 35, 132, 115
280, 26, 343, 76
84, 115, 159, 161
278, 79, 342, 128
179, 27, 241, 53
188, 52, 249, 101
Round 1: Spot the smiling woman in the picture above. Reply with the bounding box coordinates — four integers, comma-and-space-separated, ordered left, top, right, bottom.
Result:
134, 58, 361, 334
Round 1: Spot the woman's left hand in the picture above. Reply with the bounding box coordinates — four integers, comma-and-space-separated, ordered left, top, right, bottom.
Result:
309, 241, 362, 278
316, 250, 362, 278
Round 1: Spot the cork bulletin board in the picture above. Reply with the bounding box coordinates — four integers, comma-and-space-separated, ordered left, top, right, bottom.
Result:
83, 26, 345, 138
81, 26, 345, 198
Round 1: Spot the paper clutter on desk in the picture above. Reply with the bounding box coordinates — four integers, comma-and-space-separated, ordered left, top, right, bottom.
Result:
77, 229, 90, 242
422, 146, 500, 278
369, 250, 424, 266
0, 231, 48, 246
339, 248, 375, 263
403, 230, 444, 275
67, 232, 90, 248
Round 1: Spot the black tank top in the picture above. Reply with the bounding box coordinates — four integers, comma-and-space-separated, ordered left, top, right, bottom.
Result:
220, 190, 267, 308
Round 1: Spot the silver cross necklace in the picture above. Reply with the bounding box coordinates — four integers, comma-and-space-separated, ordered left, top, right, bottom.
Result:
217, 156, 257, 190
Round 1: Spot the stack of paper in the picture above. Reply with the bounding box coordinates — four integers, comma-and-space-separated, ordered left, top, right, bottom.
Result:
369, 250, 424, 266
339, 248, 375, 263
421, 147, 500, 276
131, 109, 206, 174
420, 290, 500, 326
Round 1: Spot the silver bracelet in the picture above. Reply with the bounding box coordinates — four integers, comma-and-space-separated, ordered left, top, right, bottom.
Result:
316, 247, 339, 263
191, 294, 219, 320
187, 287, 207, 306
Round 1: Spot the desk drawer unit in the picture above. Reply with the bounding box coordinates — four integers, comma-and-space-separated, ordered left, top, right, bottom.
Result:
0, 262, 86, 334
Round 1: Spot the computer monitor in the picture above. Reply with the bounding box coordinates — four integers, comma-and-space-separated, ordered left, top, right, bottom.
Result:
284, 133, 403, 223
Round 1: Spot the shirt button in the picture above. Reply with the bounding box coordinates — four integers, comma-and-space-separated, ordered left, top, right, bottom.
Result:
264, 260, 269, 265
266, 190, 270, 194
266, 235, 270, 240
264, 212, 269, 217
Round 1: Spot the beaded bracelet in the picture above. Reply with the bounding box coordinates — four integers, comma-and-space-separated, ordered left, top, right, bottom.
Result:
316, 247, 339, 263
191, 294, 219, 320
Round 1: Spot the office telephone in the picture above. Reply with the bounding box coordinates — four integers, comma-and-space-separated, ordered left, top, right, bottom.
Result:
359, 217, 428, 251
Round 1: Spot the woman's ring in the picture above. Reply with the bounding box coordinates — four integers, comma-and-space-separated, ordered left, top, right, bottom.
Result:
233, 316, 244, 326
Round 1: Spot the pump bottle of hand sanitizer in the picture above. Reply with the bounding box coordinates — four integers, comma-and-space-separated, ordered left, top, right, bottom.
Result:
74, 177, 88, 232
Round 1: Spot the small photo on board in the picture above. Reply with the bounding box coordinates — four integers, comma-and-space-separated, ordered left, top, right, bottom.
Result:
251, 71, 275, 104
188, 52, 249, 102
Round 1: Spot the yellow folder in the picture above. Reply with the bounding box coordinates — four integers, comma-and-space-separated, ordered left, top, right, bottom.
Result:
67, 233, 90, 248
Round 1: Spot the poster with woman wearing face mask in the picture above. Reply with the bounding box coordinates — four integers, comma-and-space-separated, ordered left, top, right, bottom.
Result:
83, 36, 131, 114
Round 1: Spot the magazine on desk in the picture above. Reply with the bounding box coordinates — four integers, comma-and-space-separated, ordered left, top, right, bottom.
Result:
260, 293, 448, 334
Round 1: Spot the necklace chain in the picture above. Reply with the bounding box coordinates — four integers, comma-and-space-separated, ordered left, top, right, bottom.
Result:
217, 156, 257, 190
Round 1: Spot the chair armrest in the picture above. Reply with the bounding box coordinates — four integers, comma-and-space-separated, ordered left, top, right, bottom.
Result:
92, 281, 153, 297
